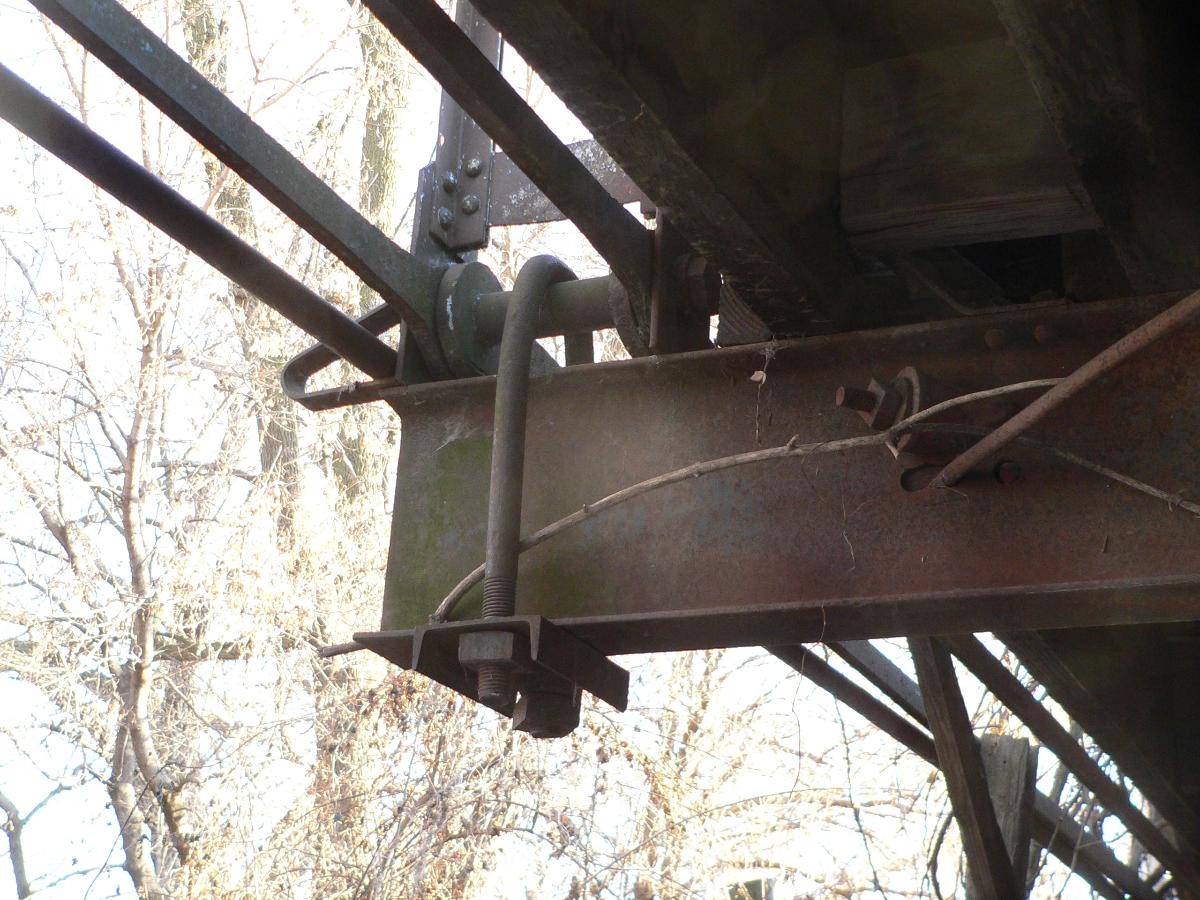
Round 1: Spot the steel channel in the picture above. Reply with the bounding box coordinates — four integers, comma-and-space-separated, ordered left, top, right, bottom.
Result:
28, 0, 451, 378
0, 65, 396, 380
380, 293, 1200, 641
938, 288, 1200, 486
477, 257, 576, 706
362, 0, 652, 302
488, 139, 650, 228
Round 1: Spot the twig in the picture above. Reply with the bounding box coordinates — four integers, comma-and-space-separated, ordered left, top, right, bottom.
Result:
431, 380, 1064, 623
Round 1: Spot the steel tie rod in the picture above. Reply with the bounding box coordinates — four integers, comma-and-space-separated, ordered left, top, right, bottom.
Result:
476, 256, 576, 708
0, 64, 397, 381
937, 288, 1200, 486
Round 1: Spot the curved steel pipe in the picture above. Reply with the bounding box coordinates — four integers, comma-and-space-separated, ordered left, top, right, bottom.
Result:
477, 256, 577, 706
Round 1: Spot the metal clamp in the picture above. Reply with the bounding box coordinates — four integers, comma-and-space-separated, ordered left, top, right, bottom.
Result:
405, 616, 629, 738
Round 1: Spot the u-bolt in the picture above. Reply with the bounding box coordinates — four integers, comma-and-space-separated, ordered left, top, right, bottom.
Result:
476, 256, 577, 708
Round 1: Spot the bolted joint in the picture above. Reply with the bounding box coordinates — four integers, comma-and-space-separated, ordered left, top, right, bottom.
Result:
835, 378, 905, 431
459, 630, 527, 711
513, 685, 583, 739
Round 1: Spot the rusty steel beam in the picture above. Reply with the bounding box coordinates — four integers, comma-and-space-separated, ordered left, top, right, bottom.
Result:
938, 289, 1200, 486
28, 0, 452, 377
371, 294, 1200, 646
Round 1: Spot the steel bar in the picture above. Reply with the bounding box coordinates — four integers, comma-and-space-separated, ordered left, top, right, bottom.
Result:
0, 65, 396, 381
429, 0, 499, 251
944, 634, 1200, 892
477, 257, 576, 706
488, 140, 650, 227
474, 276, 615, 345
28, 0, 450, 377
768, 646, 1133, 900
361, 0, 651, 302
910, 637, 1019, 899
937, 288, 1200, 486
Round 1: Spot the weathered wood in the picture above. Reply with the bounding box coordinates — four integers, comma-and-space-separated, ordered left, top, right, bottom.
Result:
841, 38, 1098, 251
991, 0, 1200, 292
830, 640, 927, 725
967, 735, 1037, 900
469, 0, 859, 334
947, 633, 1200, 892
910, 636, 1020, 899
771, 644, 1143, 899
835, 638, 1159, 898
1000, 630, 1200, 856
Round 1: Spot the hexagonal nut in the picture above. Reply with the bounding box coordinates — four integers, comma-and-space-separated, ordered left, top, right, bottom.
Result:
513, 687, 582, 739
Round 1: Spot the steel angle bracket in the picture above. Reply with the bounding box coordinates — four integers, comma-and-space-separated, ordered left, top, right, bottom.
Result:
355, 616, 629, 735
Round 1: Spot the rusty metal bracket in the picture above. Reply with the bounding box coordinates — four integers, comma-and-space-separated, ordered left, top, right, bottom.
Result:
429, 1, 500, 251
355, 615, 629, 738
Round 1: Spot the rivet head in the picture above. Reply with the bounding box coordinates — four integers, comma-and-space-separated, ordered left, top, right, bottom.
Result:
984, 327, 1011, 350
1033, 323, 1058, 345
436, 207, 454, 229
440, 171, 457, 193
464, 157, 483, 178
994, 460, 1022, 484
461, 194, 480, 215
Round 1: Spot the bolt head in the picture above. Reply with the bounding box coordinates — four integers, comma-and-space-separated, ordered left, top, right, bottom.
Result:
461, 194, 480, 215
1033, 323, 1058, 345
994, 460, 1022, 484
984, 327, 1011, 350
436, 207, 454, 229
440, 171, 457, 193
464, 156, 483, 178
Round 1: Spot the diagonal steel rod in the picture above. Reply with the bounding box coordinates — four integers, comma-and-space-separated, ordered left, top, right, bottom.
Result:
937, 288, 1200, 486
27, 0, 451, 377
362, 0, 651, 301
0, 64, 396, 381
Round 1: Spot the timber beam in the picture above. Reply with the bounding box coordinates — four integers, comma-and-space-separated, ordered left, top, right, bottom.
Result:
910, 636, 1020, 898
815, 641, 1165, 898
1000, 630, 1200, 859
467, 0, 859, 334
991, 0, 1200, 293
770, 645, 1145, 899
